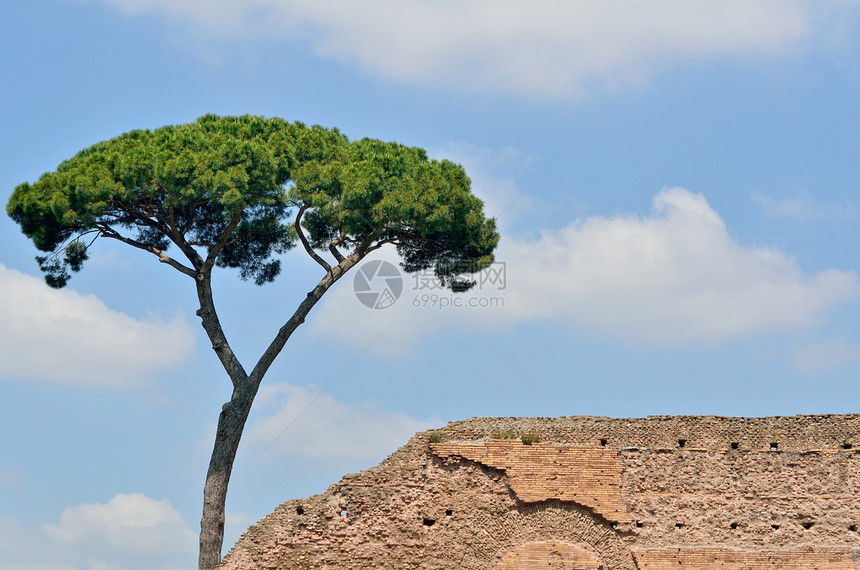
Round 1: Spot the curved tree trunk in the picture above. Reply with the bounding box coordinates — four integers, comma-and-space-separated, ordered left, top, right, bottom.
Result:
199, 387, 255, 570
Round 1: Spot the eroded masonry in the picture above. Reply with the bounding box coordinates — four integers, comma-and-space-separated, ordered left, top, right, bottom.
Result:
221, 415, 860, 569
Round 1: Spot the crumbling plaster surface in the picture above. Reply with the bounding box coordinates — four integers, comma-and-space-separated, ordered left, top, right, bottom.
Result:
221, 415, 860, 569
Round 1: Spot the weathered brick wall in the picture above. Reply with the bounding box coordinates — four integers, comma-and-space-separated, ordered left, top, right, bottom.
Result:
432, 442, 628, 522
221, 415, 860, 569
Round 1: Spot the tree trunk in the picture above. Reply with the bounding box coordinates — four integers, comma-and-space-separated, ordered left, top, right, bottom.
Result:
195, 267, 256, 570
195, 253, 363, 569
199, 386, 255, 570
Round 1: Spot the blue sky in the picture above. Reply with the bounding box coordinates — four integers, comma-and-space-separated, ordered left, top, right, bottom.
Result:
2, 1, 860, 568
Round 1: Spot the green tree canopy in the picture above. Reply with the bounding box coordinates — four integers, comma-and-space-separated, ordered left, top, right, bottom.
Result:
8, 114, 497, 289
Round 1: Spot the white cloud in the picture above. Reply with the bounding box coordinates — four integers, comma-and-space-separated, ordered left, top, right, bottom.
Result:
501, 187, 859, 342
0, 516, 70, 570
43, 493, 196, 556
0, 264, 194, 385
792, 339, 860, 371
752, 191, 859, 220
248, 383, 441, 460
0, 494, 195, 570
310, 187, 859, 348
95, 0, 849, 98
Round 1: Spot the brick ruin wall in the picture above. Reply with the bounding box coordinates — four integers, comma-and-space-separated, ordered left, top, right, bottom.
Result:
220, 414, 860, 569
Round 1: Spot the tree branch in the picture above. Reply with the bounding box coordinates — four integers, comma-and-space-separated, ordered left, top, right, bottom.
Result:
195, 270, 248, 388
294, 206, 332, 272
101, 200, 204, 271
328, 232, 346, 264
180, 198, 206, 235
98, 226, 198, 279
247, 251, 365, 386
355, 227, 385, 255
206, 209, 243, 266
168, 203, 177, 234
